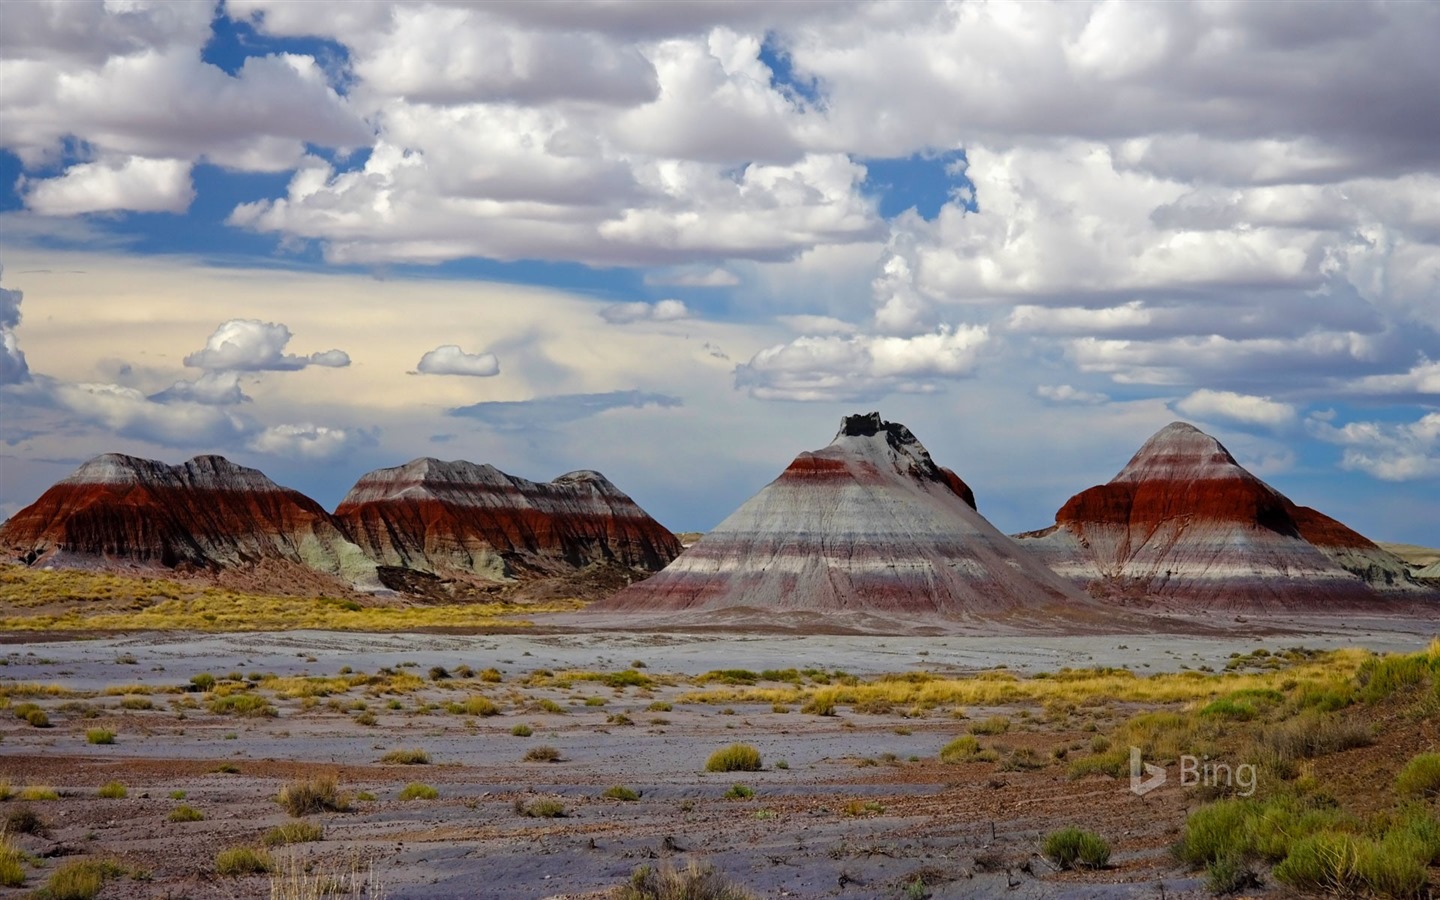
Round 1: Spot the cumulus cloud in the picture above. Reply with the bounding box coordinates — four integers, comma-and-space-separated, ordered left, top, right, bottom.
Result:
247, 423, 370, 460
1173, 389, 1298, 428
22, 156, 194, 216
449, 389, 681, 429
415, 345, 500, 377
735, 325, 988, 401
150, 371, 250, 406
1309, 412, 1440, 481
0, 264, 29, 385
600, 299, 691, 324
1347, 358, 1440, 397
182, 319, 350, 372
1036, 384, 1109, 406
52, 382, 250, 447
644, 267, 739, 287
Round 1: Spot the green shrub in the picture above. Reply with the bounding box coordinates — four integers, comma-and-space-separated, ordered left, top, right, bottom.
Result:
537, 699, 566, 714
1042, 827, 1110, 870
96, 781, 126, 799
940, 735, 979, 762
454, 695, 499, 717
706, 743, 762, 772
0, 838, 22, 888
168, 805, 204, 822
1395, 752, 1440, 798
970, 715, 1011, 735
18, 785, 58, 801
516, 797, 565, 817
604, 669, 652, 688
647, 701, 672, 712
118, 696, 152, 710
276, 776, 348, 816
5, 807, 46, 835
724, 784, 754, 799
24, 708, 50, 728
380, 748, 430, 765
190, 673, 216, 692
524, 745, 562, 762
208, 693, 276, 717
428, 666, 450, 681
480, 668, 503, 682
262, 820, 323, 846
1199, 698, 1256, 721
601, 785, 640, 801
800, 695, 836, 716
1204, 854, 1260, 894
617, 861, 754, 900
510, 723, 533, 737
215, 846, 273, 876
398, 782, 438, 801
35, 859, 122, 899
86, 729, 115, 745
584, 696, 607, 707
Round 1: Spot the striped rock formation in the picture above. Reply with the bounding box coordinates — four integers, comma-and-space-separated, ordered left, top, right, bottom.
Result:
332, 458, 681, 581
1015, 422, 1425, 609
0, 453, 379, 588
594, 412, 1091, 620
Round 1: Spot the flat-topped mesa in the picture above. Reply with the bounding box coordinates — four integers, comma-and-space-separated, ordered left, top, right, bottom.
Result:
1016, 422, 1424, 609
0, 453, 379, 587
593, 412, 1093, 622
332, 458, 682, 580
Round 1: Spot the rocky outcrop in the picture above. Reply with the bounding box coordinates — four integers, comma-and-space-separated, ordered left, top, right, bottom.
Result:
0, 453, 379, 588
332, 458, 681, 581
1015, 423, 1426, 609
593, 412, 1093, 622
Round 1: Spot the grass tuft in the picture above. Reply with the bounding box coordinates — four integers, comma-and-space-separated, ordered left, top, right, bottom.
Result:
617, 860, 754, 900
86, 729, 116, 745
1042, 827, 1111, 870
601, 785, 641, 801
397, 782, 438, 801
705, 743, 762, 773
380, 748, 430, 765
96, 781, 126, 799
276, 776, 349, 816
523, 745, 562, 763
168, 805, 204, 822
215, 846, 273, 876
262, 820, 324, 846
1395, 752, 1440, 799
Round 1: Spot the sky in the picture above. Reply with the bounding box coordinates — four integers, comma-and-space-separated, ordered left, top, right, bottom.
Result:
0, 0, 1437, 545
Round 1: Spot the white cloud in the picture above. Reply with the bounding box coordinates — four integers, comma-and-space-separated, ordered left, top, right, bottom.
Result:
1310, 412, 1440, 481
150, 371, 250, 406
1173, 389, 1297, 428
775, 314, 856, 335
735, 325, 988, 401
53, 382, 249, 447
644, 267, 740, 288
22, 156, 194, 216
415, 345, 501, 377
182, 319, 350, 372
1036, 384, 1108, 406
0, 264, 28, 385
600, 299, 691, 325
247, 423, 366, 460
1347, 358, 1440, 396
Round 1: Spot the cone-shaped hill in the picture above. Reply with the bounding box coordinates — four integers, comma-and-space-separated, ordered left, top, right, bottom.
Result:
1015, 422, 1427, 609
332, 458, 682, 581
593, 412, 1097, 626
0, 453, 379, 588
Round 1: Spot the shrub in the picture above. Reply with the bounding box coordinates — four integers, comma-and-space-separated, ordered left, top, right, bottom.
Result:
398, 782, 438, 801
724, 784, 754, 799
601, 785, 640, 801
516, 797, 566, 817
537, 699, 566, 714
1042, 827, 1111, 870
524, 745, 562, 762
428, 666, 450, 681
1395, 752, 1440, 798
190, 673, 216, 692
118, 696, 153, 710
1205, 854, 1261, 894
617, 861, 754, 900
24, 709, 50, 728
604, 669, 652, 688
480, 668, 503, 683
18, 785, 58, 801
940, 736, 979, 762
1357, 653, 1431, 702
584, 696, 607, 707
35, 859, 122, 900
208, 693, 276, 717
215, 846, 273, 876
380, 748, 430, 765
801, 695, 836, 716
276, 776, 348, 816
1199, 698, 1256, 721
5, 806, 46, 835
96, 781, 126, 799
706, 743, 762, 773
168, 805, 204, 822
169, 790, 186, 800
262, 820, 323, 846
462, 695, 499, 716
970, 715, 1011, 735
86, 729, 116, 745
647, 701, 672, 712
510, 723, 534, 737
0, 835, 22, 888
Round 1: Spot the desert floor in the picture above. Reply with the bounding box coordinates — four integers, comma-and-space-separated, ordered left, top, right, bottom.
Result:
1, 614, 1436, 899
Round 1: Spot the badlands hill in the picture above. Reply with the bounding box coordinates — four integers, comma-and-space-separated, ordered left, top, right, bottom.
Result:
0, 453, 379, 589
594, 412, 1101, 628
1015, 423, 1425, 609
332, 458, 682, 582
